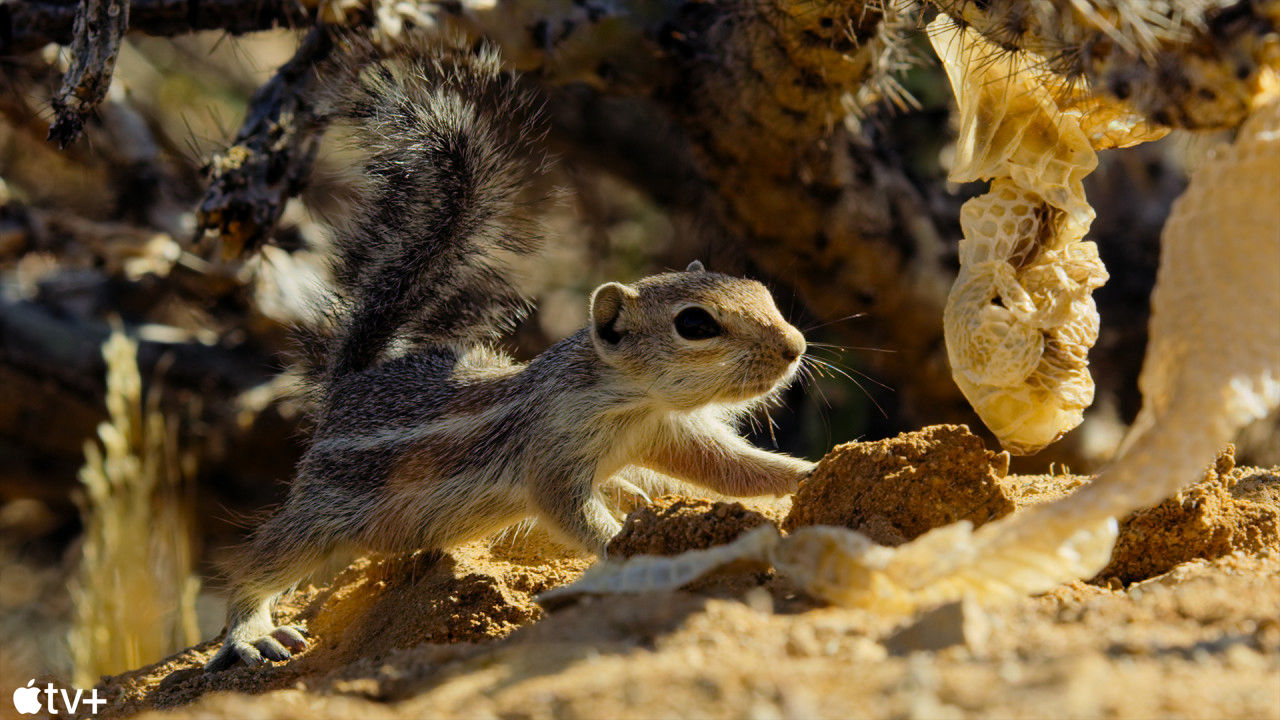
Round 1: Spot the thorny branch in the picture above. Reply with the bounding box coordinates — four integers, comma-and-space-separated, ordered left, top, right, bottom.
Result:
195, 26, 333, 256
930, 0, 1280, 129
47, 0, 130, 147
1, 0, 316, 55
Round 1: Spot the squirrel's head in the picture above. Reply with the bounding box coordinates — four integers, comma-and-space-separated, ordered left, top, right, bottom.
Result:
588, 260, 806, 410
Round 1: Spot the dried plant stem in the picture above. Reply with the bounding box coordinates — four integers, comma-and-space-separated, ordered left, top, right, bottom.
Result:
69, 329, 199, 687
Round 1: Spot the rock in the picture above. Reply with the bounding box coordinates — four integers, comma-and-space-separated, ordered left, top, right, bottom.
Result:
885, 599, 990, 655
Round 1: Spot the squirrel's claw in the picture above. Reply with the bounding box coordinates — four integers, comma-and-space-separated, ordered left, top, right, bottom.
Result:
272, 625, 308, 651
203, 625, 309, 672
203, 641, 261, 672
254, 636, 293, 662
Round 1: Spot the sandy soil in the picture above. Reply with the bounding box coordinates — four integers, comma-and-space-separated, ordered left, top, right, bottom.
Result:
94, 425, 1280, 719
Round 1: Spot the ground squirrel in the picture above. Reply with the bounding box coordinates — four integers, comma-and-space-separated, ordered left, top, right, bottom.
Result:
205, 37, 816, 671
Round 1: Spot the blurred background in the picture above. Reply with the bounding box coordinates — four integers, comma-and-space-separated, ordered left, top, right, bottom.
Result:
1, 24, 1276, 690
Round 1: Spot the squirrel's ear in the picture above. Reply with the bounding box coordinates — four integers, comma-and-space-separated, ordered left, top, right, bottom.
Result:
590, 282, 637, 346
686, 260, 705, 273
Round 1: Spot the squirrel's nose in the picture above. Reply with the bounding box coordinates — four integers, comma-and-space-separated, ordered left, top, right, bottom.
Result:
780, 327, 805, 362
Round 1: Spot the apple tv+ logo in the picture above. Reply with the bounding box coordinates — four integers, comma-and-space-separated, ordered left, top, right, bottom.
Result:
12, 679, 107, 715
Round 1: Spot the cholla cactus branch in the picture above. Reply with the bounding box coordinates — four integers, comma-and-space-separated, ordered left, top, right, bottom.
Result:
930, 14, 1167, 453
196, 26, 334, 256
930, 0, 1280, 128
47, 0, 130, 148
3, 0, 321, 55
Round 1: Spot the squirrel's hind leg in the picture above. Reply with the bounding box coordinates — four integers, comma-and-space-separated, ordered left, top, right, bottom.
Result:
205, 506, 340, 672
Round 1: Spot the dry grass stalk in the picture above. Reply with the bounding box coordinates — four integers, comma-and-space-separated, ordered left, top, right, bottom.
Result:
69, 329, 199, 687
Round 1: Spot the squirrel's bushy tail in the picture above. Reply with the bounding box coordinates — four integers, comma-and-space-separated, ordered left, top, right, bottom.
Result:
307, 37, 550, 383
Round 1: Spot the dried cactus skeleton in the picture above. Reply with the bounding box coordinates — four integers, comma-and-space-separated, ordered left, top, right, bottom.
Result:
541, 14, 1280, 614
540, 513, 1119, 614
931, 15, 1168, 455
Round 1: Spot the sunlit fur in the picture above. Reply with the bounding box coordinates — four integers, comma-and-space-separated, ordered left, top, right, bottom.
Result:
205, 39, 814, 673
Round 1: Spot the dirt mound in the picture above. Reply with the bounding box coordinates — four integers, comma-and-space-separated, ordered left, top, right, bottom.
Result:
97, 539, 590, 718
783, 424, 1015, 545
608, 496, 772, 557
1096, 446, 1280, 583
1000, 471, 1092, 508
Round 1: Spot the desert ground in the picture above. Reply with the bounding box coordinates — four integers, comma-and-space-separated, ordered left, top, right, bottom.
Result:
82, 425, 1280, 719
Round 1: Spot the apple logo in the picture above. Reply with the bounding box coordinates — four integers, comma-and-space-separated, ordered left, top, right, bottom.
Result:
12, 679, 42, 715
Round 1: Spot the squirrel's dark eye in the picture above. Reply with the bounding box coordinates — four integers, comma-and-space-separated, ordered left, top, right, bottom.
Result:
674, 307, 721, 340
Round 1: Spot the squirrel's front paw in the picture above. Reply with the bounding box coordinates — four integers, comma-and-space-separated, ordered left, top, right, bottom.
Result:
204, 625, 308, 672
780, 460, 818, 495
